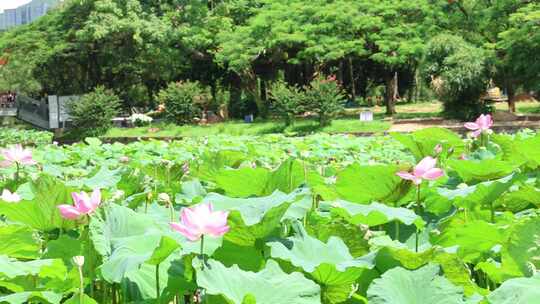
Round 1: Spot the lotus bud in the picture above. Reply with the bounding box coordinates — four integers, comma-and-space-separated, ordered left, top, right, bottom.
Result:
112, 190, 125, 200
457, 183, 468, 189
331, 201, 342, 208
182, 162, 190, 175
119, 156, 130, 163
158, 193, 171, 203
434, 144, 442, 154
72, 256, 85, 267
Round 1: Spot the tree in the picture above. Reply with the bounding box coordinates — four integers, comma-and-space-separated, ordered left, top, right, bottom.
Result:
498, 2, 540, 100
423, 34, 489, 119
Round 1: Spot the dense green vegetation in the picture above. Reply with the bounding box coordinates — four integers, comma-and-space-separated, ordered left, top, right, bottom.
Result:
1, 128, 540, 302
0, 0, 538, 121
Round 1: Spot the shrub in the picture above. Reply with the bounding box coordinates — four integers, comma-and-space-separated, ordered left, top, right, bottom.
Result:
129, 113, 153, 127
423, 34, 489, 120
304, 75, 346, 126
269, 81, 305, 126
157, 81, 208, 125
68, 86, 121, 137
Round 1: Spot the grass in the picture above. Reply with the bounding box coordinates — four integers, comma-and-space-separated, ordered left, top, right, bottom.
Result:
98, 101, 540, 139
104, 118, 391, 138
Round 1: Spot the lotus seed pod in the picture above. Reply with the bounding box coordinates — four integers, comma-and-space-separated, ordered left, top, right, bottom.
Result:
72, 256, 85, 267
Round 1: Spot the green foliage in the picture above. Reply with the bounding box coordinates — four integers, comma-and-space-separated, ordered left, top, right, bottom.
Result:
304, 76, 346, 127
0, 129, 53, 147
3, 120, 540, 302
423, 34, 489, 120
269, 81, 305, 126
196, 259, 321, 304
68, 87, 121, 138
0, 59, 42, 95
367, 265, 469, 304
157, 81, 208, 125
498, 3, 540, 92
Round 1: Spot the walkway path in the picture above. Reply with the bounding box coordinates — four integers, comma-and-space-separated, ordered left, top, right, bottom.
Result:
388, 118, 540, 133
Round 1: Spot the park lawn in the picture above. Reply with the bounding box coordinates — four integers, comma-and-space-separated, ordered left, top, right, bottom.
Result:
104, 101, 540, 139
104, 118, 391, 138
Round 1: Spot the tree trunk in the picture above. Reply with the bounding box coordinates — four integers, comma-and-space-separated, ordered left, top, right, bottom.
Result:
506, 81, 516, 112
414, 69, 421, 102
242, 69, 268, 118
260, 78, 267, 103
385, 72, 398, 115
348, 57, 356, 101
337, 60, 344, 83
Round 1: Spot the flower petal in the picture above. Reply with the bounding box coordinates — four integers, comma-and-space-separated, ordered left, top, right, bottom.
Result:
58, 205, 82, 220
170, 222, 201, 241
90, 189, 101, 210
414, 156, 437, 176
477, 114, 493, 129
1, 189, 20, 203
471, 129, 482, 138
422, 168, 444, 180
0, 160, 12, 168
396, 172, 416, 181
72, 192, 93, 214
464, 122, 479, 131
206, 224, 230, 237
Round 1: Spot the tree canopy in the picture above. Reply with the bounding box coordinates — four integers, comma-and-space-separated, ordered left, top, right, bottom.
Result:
0, 0, 537, 118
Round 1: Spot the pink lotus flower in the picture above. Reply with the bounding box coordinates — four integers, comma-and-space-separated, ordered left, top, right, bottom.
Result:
396, 156, 444, 185
464, 114, 493, 138
1, 189, 21, 203
170, 203, 229, 241
0, 145, 37, 168
58, 189, 101, 220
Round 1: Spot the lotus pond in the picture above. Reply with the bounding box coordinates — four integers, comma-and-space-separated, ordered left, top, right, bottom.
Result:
0, 128, 539, 304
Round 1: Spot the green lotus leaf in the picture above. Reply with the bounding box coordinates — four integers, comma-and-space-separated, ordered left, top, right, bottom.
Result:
146, 236, 180, 266
84, 166, 122, 189
269, 228, 376, 285
447, 159, 517, 183
263, 158, 324, 194
0, 224, 39, 259
306, 213, 370, 258
202, 190, 304, 246
0, 255, 66, 280
0, 291, 63, 304
196, 259, 321, 304
335, 163, 408, 204
0, 175, 75, 231
90, 204, 179, 283
487, 274, 540, 304
64, 293, 99, 304
497, 184, 540, 212
367, 264, 468, 304
437, 174, 519, 211
324, 200, 424, 229
432, 220, 503, 263
477, 215, 540, 283
43, 234, 82, 266
391, 127, 464, 161
215, 167, 270, 197
374, 246, 482, 296
123, 255, 195, 302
